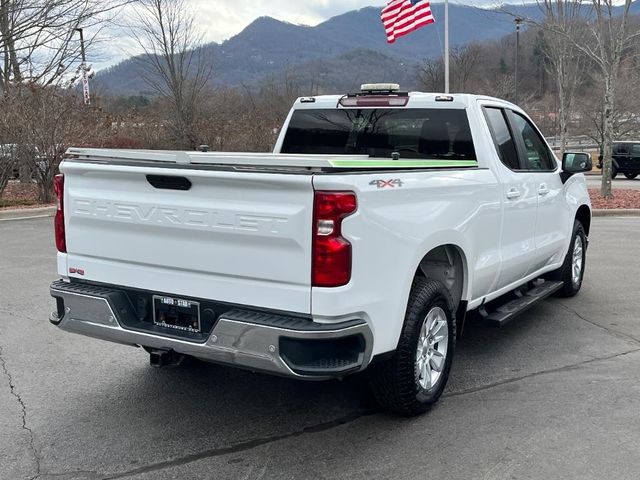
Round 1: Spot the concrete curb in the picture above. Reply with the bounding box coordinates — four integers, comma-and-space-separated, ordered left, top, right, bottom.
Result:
0, 205, 56, 221
593, 209, 640, 217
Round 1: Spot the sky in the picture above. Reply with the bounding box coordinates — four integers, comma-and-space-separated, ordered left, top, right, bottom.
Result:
94, 0, 501, 69
192, 0, 500, 43
194, 1, 388, 43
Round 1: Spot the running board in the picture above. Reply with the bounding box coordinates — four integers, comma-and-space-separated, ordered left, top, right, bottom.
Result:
478, 280, 563, 327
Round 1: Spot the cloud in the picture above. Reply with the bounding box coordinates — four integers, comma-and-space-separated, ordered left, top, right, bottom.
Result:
193, 0, 387, 42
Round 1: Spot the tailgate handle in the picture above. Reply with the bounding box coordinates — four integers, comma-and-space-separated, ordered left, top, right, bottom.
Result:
146, 175, 192, 191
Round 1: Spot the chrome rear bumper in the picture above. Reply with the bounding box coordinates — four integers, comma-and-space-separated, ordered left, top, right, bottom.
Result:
50, 280, 373, 379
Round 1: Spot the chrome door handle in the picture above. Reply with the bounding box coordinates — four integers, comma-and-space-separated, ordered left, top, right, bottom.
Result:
538, 184, 550, 195
506, 188, 521, 200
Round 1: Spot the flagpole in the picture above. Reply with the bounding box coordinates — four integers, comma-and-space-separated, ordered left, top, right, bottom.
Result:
444, 0, 449, 93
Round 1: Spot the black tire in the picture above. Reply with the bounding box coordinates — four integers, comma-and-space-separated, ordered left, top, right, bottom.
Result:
611, 165, 618, 179
368, 278, 456, 416
548, 221, 587, 297
624, 173, 638, 180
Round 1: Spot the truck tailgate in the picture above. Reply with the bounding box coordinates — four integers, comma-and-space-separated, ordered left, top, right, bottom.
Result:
60, 161, 314, 314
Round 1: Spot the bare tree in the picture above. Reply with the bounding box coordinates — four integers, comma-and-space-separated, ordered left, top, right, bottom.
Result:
0, 87, 108, 202
417, 58, 444, 92
577, 63, 640, 159
450, 44, 481, 92
0, 0, 129, 91
418, 43, 481, 92
131, 0, 212, 149
536, 0, 586, 157
546, 0, 640, 197
0, 143, 16, 195
418, 44, 486, 93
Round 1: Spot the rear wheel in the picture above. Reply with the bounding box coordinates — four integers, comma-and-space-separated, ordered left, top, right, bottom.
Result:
624, 173, 638, 180
548, 221, 586, 297
611, 165, 618, 179
369, 278, 456, 416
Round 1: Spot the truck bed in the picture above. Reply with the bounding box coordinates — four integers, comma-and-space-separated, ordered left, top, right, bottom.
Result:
65, 148, 479, 172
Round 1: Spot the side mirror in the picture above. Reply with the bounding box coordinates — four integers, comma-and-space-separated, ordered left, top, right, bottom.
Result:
562, 152, 592, 174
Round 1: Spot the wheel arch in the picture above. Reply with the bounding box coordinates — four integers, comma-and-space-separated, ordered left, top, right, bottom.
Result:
575, 204, 591, 236
414, 244, 468, 311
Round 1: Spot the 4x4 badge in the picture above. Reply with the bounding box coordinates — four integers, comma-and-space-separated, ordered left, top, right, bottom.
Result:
370, 179, 404, 189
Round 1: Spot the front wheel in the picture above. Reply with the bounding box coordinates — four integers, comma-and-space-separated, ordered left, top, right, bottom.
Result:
368, 278, 456, 416
548, 221, 587, 297
624, 173, 638, 180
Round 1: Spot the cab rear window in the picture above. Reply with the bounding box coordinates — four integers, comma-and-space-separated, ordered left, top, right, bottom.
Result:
281, 108, 476, 161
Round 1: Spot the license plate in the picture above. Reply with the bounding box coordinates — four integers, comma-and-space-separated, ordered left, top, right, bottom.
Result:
153, 296, 201, 333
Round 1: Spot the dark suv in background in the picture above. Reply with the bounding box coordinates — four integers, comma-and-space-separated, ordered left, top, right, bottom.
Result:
598, 141, 640, 179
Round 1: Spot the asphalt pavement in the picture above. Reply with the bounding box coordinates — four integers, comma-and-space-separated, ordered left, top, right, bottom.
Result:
586, 175, 640, 190
1, 217, 640, 480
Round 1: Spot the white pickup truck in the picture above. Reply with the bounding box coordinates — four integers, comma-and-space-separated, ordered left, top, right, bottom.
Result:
49, 85, 592, 416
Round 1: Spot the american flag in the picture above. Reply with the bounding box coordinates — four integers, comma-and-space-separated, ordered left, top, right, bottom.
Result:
381, 0, 435, 44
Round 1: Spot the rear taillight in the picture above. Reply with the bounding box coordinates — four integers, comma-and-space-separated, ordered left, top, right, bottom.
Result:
54, 174, 66, 253
312, 191, 357, 287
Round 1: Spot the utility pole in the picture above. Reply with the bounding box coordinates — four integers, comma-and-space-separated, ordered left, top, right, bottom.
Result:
444, 0, 449, 94
514, 17, 523, 105
75, 28, 90, 105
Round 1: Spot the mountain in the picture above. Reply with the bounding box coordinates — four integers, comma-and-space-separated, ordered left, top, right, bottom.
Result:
93, 2, 638, 96
272, 48, 418, 94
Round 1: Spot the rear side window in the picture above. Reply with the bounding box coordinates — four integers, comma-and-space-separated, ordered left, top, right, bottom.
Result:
613, 144, 630, 155
632, 144, 640, 155
483, 107, 519, 170
281, 108, 476, 161
509, 112, 556, 171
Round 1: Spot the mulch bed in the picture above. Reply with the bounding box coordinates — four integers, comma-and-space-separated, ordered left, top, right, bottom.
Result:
2, 181, 38, 201
0, 182, 47, 209
589, 189, 640, 209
